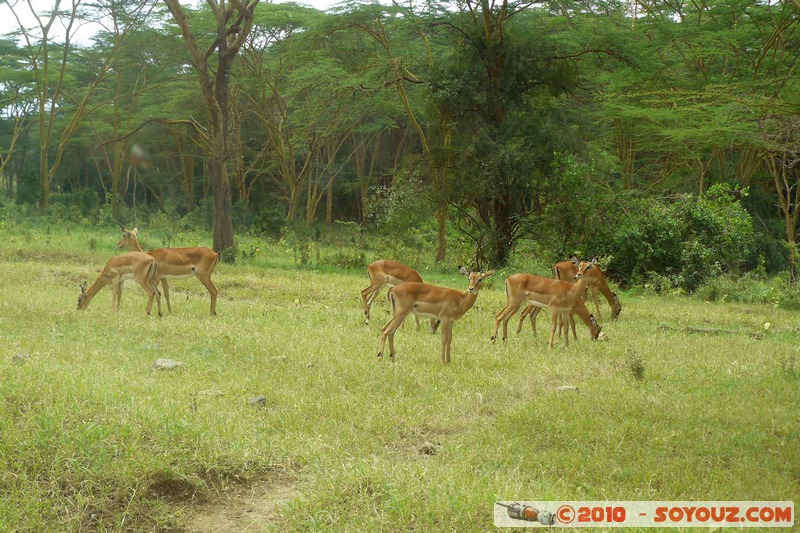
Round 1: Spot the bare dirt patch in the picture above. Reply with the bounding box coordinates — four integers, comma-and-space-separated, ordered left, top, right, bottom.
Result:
185, 479, 300, 533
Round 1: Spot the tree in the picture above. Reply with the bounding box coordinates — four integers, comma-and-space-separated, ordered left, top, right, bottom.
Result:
0, 38, 35, 197
335, 3, 459, 261
430, 0, 591, 266
163, 0, 260, 260
7, 0, 147, 209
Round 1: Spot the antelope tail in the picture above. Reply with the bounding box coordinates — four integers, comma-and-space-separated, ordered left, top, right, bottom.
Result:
147, 260, 160, 294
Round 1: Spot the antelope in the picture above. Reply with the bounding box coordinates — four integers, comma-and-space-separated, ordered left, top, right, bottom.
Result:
117, 227, 220, 315
517, 256, 620, 339
77, 252, 162, 316
377, 267, 494, 364
361, 259, 438, 332
492, 260, 600, 348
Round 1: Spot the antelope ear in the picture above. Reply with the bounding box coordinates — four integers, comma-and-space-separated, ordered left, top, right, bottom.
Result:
482, 269, 495, 278
458, 265, 470, 276
591, 257, 598, 265
80, 282, 88, 293
570, 256, 579, 265
132, 227, 139, 236
120, 224, 126, 231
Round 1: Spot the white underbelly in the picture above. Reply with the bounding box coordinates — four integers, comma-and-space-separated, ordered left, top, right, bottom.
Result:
525, 299, 549, 309
163, 272, 195, 281
412, 310, 441, 320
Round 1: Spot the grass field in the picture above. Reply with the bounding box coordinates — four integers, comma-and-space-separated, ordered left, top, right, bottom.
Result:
1, 223, 798, 531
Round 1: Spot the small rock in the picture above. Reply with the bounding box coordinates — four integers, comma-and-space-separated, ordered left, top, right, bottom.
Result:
418, 441, 438, 455
12, 352, 31, 365
249, 395, 267, 407
151, 358, 184, 370
556, 385, 580, 393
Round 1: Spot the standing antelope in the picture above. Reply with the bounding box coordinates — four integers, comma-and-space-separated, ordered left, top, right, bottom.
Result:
117, 227, 220, 315
77, 252, 162, 316
517, 256, 620, 338
377, 266, 494, 364
492, 260, 599, 348
361, 259, 438, 332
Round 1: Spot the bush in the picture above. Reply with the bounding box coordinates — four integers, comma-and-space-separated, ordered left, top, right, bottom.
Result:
365, 169, 431, 236
696, 272, 800, 310
15, 173, 39, 206
320, 249, 366, 270
593, 184, 758, 292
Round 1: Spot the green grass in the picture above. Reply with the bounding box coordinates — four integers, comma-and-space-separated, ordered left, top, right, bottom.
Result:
1, 223, 798, 531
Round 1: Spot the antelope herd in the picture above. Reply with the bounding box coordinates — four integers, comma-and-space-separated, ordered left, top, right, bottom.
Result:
77, 228, 619, 364
76, 227, 219, 317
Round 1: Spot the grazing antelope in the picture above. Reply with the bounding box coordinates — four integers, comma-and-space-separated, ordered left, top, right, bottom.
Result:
517, 256, 620, 339
553, 256, 621, 321
492, 260, 599, 348
361, 259, 438, 332
77, 252, 162, 316
117, 227, 220, 315
377, 267, 494, 364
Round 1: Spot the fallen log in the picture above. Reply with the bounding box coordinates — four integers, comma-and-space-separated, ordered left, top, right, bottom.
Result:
657, 325, 763, 339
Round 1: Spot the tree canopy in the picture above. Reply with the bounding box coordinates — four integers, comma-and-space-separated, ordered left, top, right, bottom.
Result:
1, 0, 798, 279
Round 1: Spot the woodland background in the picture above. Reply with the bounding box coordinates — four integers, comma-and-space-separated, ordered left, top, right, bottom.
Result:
1, 0, 799, 293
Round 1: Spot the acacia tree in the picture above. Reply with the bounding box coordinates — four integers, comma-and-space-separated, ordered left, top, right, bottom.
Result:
85, 6, 165, 216
335, 3, 460, 261
0, 38, 35, 196
432, 0, 591, 266
163, 0, 259, 260
759, 115, 800, 283
7, 0, 138, 209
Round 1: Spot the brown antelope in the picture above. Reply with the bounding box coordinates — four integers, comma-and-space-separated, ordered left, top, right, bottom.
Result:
492, 260, 599, 348
517, 256, 620, 339
77, 252, 162, 316
361, 259, 438, 332
553, 256, 620, 320
117, 227, 220, 315
377, 267, 494, 364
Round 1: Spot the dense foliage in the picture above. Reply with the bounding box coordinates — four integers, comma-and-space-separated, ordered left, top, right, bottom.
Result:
1, 0, 798, 287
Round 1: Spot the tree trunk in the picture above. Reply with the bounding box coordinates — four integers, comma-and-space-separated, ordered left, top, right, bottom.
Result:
785, 217, 796, 284
492, 197, 513, 267
163, 0, 258, 263
435, 203, 448, 262
326, 183, 333, 227
212, 144, 235, 256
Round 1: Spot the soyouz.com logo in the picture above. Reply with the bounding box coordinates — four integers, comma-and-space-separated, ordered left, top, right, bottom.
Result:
493, 501, 794, 528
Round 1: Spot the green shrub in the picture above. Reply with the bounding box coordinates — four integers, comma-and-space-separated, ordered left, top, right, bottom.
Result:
591, 185, 758, 292
365, 169, 431, 236
626, 347, 645, 381
695, 272, 800, 310
321, 249, 367, 270
15, 172, 39, 206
